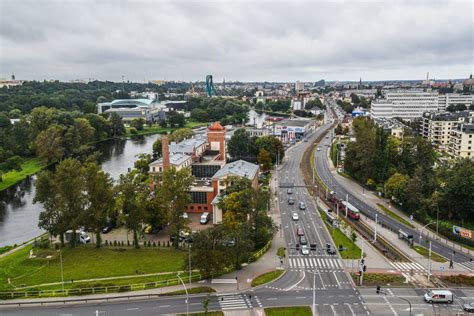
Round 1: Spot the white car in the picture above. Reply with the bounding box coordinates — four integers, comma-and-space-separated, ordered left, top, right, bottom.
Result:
292, 212, 299, 221
317, 147, 321, 151
301, 245, 310, 255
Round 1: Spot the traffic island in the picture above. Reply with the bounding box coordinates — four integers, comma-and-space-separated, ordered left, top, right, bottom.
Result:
350, 272, 407, 287
251, 270, 285, 287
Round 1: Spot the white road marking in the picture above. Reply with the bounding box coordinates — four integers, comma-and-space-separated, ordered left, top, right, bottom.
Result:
332, 271, 341, 287
126, 308, 139, 311
345, 303, 356, 316
383, 296, 398, 315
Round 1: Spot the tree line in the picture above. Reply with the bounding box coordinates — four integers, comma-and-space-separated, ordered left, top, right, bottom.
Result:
186, 97, 249, 125
0, 106, 126, 180
345, 117, 473, 227
35, 156, 194, 249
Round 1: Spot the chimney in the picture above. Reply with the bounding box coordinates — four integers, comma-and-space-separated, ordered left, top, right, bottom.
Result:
162, 136, 170, 170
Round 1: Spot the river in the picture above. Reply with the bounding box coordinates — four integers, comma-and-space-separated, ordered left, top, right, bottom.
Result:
0, 134, 161, 247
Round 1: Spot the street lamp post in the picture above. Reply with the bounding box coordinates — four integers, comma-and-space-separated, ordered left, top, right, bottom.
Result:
428, 241, 432, 282
188, 243, 192, 284
177, 274, 189, 316
374, 214, 378, 243
419, 222, 434, 245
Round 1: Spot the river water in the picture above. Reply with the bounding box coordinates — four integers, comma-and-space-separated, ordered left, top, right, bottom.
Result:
0, 134, 160, 247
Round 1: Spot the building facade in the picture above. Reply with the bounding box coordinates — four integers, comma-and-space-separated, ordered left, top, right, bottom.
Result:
421, 111, 472, 150
449, 120, 474, 159
371, 91, 440, 120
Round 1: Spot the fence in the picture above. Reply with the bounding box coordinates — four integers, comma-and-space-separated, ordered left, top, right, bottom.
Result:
0, 273, 206, 300
248, 239, 272, 263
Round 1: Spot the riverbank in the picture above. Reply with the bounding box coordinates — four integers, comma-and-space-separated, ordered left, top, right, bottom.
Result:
0, 121, 208, 193
0, 158, 45, 192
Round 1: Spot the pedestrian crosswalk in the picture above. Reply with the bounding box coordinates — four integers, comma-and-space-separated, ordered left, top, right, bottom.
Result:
389, 261, 426, 274
217, 293, 251, 310
288, 256, 344, 270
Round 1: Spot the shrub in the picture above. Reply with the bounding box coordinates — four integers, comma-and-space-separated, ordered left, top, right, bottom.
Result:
158, 241, 161, 247
113, 240, 117, 246
105, 240, 108, 246
129, 127, 138, 134
152, 241, 156, 247
127, 240, 130, 247
167, 241, 170, 247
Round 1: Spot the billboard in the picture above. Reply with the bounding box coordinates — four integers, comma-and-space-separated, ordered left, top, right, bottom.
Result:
452, 225, 473, 240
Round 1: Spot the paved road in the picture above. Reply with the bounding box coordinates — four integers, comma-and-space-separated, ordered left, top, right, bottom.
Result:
315, 101, 474, 271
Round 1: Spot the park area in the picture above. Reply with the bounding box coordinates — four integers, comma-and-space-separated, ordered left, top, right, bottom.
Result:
0, 244, 188, 292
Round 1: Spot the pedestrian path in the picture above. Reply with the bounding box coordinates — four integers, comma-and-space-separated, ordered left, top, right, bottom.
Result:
288, 255, 344, 271
389, 261, 427, 274
218, 293, 251, 311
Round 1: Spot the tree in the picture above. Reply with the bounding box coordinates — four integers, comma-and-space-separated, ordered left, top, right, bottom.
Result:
169, 128, 193, 143
305, 99, 324, 110
110, 112, 125, 137
167, 111, 185, 127
190, 108, 209, 122
384, 173, 409, 202
152, 138, 162, 158
189, 226, 230, 276
446, 104, 467, 112
134, 153, 152, 175
74, 117, 95, 144
35, 124, 65, 163
130, 118, 145, 131
227, 128, 252, 160
154, 167, 194, 248
254, 136, 285, 164
83, 162, 114, 248
116, 171, 148, 248
257, 148, 272, 172
0, 155, 21, 182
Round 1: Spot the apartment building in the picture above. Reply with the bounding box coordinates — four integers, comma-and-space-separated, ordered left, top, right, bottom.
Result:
438, 94, 473, 111
421, 111, 472, 150
449, 119, 474, 159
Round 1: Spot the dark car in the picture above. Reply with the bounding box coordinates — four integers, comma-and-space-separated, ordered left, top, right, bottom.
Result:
326, 243, 336, 254
288, 198, 295, 205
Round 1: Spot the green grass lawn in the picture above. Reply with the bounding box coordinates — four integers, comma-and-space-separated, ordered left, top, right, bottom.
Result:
412, 245, 447, 262
277, 247, 286, 258
351, 272, 406, 287
162, 286, 215, 296
319, 211, 361, 259
251, 270, 284, 287
0, 157, 45, 192
264, 306, 312, 316
0, 245, 186, 290
178, 312, 224, 316
377, 204, 415, 229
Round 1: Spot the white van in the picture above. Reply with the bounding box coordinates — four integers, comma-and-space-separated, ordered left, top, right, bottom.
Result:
200, 212, 210, 224
424, 290, 453, 304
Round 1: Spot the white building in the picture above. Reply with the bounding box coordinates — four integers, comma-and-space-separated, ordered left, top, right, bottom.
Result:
449, 119, 474, 159
291, 99, 302, 111
295, 81, 304, 92
438, 94, 473, 111
421, 111, 473, 150
371, 91, 440, 120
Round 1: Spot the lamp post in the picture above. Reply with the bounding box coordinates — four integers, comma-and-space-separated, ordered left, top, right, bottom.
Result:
419, 222, 434, 245
374, 214, 378, 243
188, 243, 192, 284
177, 274, 189, 316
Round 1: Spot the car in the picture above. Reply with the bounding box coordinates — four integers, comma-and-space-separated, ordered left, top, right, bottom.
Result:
287, 188, 293, 195
200, 212, 210, 224
301, 245, 310, 255
288, 198, 295, 205
326, 243, 336, 254
102, 226, 113, 234
291, 212, 299, 221
296, 227, 304, 236
299, 202, 306, 210
463, 302, 474, 313
317, 147, 321, 151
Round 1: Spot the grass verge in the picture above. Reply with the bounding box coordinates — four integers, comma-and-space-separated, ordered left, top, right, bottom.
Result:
251, 270, 284, 287
350, 272, 406, 287
439, 274, 474, 287
0, 157, 45, 192
412, 245, 446, 262
265, 306, 312, 316
377, 204, 415, 229
319, 211, 361, 259
162, 286, 215, 296
277, 247, 286, 258
0, 244, 186, 291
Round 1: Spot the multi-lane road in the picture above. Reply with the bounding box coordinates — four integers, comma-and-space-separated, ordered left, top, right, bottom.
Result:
316, 102, 474, 270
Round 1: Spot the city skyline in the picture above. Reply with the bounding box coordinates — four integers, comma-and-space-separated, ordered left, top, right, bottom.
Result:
1, 0, 472, 82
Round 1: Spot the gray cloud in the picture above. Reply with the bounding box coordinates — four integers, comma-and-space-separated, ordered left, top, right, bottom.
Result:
0, 0, 472, 82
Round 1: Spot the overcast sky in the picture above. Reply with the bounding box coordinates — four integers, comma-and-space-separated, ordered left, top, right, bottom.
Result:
0, 0, 472, 82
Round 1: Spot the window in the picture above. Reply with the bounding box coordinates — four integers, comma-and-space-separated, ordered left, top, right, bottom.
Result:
190, 191, 208, 204
204, 206, 208, 210
198, 206, 202, 210
152, 167, 156, 172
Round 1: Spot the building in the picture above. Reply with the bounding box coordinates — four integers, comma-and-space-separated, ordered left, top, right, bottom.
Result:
291, 99, 302, 111
421, 111, 472, 150
463, 75, 474, 92
272, 119, 315, 141
449, 119, 474, 159
97, 99, 155, 114
295, 81, 304, 92
373, 118, 409, 139
371, 90, 440, 120
438, 94, 473, 111
148, 122, 260, 223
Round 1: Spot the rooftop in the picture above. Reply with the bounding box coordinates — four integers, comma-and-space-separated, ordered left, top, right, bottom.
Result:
149, 153, 191, 167
276, 119, 313, 128
169, 136, 207, 154
212, 160, 259, 180
209, 122, 225, 131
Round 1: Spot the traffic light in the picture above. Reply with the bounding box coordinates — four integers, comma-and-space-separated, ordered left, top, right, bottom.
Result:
376, 285, 380, 294
296, 244, 300, 250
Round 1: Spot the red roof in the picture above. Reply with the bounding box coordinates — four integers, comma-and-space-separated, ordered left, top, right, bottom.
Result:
209, 122, 224, 131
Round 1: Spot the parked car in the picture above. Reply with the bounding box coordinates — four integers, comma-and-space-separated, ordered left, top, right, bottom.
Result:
301, 245, 310, 255
292, 212, 299, 221
65, 230, 90, 244
299, 202, 306, 210
424, 290, 453, 304
200, 212, 210, 224
317, 147, 321, 151
102, 225, 113, 234
463, 302, 474, 313
288, 198, 295, 205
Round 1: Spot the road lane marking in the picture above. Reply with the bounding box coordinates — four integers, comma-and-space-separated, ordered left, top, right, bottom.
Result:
345, 303, 356, 316
267, 298, 277, 300
383, 296, 398, 315
332, 271, 341, 287
127, 308, 139, 311
295, 296, 306, 299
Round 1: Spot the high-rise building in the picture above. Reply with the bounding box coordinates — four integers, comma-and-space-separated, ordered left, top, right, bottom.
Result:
295, 81, 304, 92
371, 90, 439, 120
449, 118, 474, 159
421, 111, 472, 150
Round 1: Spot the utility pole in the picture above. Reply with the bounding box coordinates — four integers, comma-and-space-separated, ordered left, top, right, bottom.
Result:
188, 243, 192, 284
428, 240, 432, 282
345, 194, 349, 218
374, 214, 378, 243
177, 274, 189, 316
58, 249, 64, 293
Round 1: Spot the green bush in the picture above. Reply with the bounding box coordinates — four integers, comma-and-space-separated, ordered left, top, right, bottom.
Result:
129, 127, 138, 134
